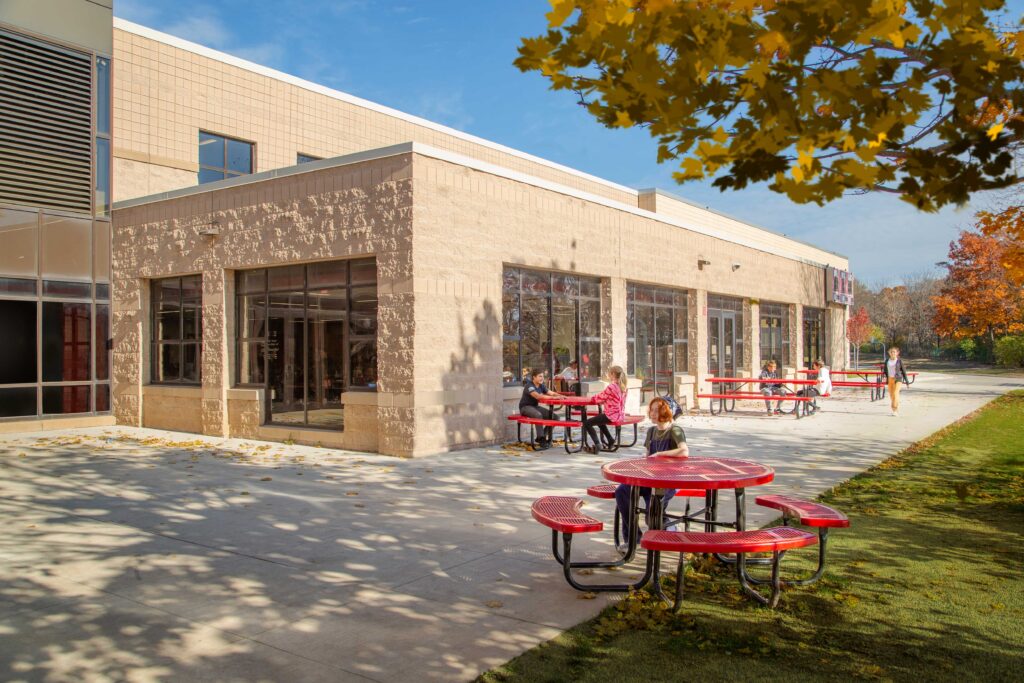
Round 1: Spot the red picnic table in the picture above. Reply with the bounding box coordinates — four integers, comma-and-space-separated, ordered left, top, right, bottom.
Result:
534, 394, 641, 452
797, 368, 916, 401
544, 456, 776, 596
702, 377, 820, 417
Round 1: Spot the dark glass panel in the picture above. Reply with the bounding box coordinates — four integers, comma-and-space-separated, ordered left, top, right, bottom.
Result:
308, 260, 348, 288
238, 269, 266, 294
268, 292, 306, 423
306, 292, 346, 426
198, 132, 224, 167
350, 286, 377, 335
42, 281, 92, 298
96, 383, 110, 412
269, 264, 305, 291
0, 387, 36, 418
551, 298, 575, 377
579, 340, 601, 382
42, 385, 90, 415
674, 305, 688, 342
627, 340, 635, 376
239, 294, 267, 339
156, 303, 181, 341
552, 274, 578, 298
238, 342, 265, 385
520, 295, 550, 379
95, 304, 109, 381
297, 153, 321, 164
158, 278, 181, 301
655, 289, 673, 306
42, 302, 90, 382
655, 306, 674, 392
182, 304, 201, 340
634, 304, 654, 383
180, 275, 202, 301
156, 344, 180, 382
182, 344, 201, 383
95, 283, 110, 300
0, 278, 36, 295
350, 259, 375, 284
349, 339, 377, 388
674, 291, 688, 308
580, 300, 600, 340
0, 299, 37, 384
198, 168, 225, 184
633, 286, 654, 304
674, 342, 688, 373
226, 138, 253, 174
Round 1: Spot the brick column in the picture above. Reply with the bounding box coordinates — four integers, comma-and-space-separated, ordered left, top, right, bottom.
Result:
200, 268, 229, 437
749, 300, 761, 375
793, 304, 804, 371
604, 277, 627, 371
111, 276, 145, 426
693, 289, 709, 406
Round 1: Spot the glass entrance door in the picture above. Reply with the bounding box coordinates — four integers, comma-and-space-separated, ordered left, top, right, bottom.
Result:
708, 311, 738, 377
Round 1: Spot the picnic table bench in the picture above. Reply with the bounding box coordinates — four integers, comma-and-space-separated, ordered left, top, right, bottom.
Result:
797, 368, 918, 401
508, 395, 644, 453
698, 377, 822, 418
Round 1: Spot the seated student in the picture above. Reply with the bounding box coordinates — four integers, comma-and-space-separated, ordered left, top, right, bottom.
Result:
759, 360, 785, 415
614, 397, 689, 547
800, 359, 833, 412
557, 360, 581, 395
519, 368, 565, 449
582, 365, 627, 454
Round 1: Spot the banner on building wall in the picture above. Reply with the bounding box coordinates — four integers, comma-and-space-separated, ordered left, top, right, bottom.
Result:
826, 267, 854, 306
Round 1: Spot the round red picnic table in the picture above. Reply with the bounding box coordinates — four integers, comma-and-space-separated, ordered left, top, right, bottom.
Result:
601, 456, 775, 588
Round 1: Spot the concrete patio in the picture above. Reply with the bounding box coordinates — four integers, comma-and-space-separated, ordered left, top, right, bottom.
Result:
1, 372, 1021, 682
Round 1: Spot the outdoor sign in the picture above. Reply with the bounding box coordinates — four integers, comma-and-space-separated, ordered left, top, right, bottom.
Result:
827, 266, 854, 306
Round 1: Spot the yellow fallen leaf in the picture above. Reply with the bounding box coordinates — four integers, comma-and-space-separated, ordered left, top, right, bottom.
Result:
484, 600, 504, 609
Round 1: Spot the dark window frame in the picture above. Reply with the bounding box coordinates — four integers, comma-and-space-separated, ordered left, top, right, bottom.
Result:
150, 275, 203, 385
501, 267, 602, 389
198, 131, 255, 184
626, 283, 690, 394
759, 301, 791, 367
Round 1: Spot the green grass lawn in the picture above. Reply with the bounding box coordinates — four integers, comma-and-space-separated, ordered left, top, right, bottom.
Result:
481, 391, 1024, 683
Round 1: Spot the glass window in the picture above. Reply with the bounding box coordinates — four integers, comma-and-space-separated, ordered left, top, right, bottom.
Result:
43, 281, 92, 298
760, 302, 790, 366
803, 307, 825, 368
42, 302, 91, 382
151, 276, 203, 384
626, 283, 689, 400
198, 131, 253, 184
95, 304, 110, 381
0, 299, 37, 384
235, 259, 377, 429
0, 208, 38, 278
94, 221, 111, 284
0, 387, 36, 418
41, 215, 91, 281
95, 137, 110, 216
502, 267, 601, 389
297, 153, 321, 164
96, 57, 111, 136
96, 383, 110, 412
0, 278, 36, 295
43, 385, 90, 415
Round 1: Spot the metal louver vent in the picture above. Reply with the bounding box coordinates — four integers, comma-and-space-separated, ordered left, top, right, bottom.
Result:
0, 28, 93, 214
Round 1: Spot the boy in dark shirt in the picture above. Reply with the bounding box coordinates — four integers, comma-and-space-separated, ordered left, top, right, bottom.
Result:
519, 369, 565, 449
759, 360, 784, 415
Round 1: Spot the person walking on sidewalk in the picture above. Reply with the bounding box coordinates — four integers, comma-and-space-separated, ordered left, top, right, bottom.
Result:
881, 347, 910, 416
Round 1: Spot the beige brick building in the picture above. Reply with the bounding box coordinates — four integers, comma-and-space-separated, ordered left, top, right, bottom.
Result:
109, 20, 852, 457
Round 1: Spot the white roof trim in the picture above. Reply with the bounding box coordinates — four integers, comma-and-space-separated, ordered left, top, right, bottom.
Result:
113, 142, 842, 267
112, 17, 638, 198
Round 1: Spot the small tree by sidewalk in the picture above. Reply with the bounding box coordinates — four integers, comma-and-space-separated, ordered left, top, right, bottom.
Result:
846, 307, 873, 368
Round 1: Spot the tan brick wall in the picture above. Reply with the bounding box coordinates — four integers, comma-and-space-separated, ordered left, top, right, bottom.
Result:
111, 25, 636, 206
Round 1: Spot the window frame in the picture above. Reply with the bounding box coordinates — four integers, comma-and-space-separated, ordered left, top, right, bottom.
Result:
625, 283, 690, 393
150, 275, 203, 385
198, 131, 255, 184
759, 301, 790, 367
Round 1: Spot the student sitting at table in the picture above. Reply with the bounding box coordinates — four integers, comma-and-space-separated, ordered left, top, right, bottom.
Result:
802, 359, 833, 413
614, 397, 689, 548
582, 365, 628, 454
759, 360, 785, 415
519, 368, 565, 450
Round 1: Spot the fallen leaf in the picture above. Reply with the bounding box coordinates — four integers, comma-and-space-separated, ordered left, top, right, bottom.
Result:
260, 477, 272, 481
577, 592, 598, 600
484, 600, 503, 609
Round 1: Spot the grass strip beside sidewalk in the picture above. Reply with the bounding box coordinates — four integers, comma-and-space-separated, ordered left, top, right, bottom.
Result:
480, 391, 1024, 682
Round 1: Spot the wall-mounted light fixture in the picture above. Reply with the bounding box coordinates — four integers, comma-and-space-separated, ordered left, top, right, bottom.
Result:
697, 258, 711, 270
198, 219, 220, 237
731, 262, 741, 271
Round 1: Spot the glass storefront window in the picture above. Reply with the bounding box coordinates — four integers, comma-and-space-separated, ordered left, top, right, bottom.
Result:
235, 258, 377, 430
502, 267, 601, 389
42, 302, 90, 382
760, 302, 790, 366
0, 300, 37, 385
626, 283, 689, 402
151, 275, 203, 384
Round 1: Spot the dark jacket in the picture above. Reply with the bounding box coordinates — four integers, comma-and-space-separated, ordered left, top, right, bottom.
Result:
880, 357, 910, 384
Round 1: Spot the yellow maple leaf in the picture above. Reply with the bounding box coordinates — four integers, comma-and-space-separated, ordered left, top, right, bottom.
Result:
547, 0, 576, 28
712, 126, 729, 144
842, 135, 857, 152
791, 164, 805, 183
987, 122, 1004, 141
605, 0, 634, 26
614, 110, 633, 128
867, 132, 888, 149
797, 146, 815, 169
680, 157, 704, 178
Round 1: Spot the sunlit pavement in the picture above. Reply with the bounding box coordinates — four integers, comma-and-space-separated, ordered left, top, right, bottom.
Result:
2, 372, 1021, 682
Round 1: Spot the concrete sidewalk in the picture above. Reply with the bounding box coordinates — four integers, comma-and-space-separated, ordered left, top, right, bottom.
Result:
1, 372, 1020, 682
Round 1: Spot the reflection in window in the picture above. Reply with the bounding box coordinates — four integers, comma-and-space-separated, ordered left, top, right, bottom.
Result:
235, 259, 377, 430
151, 275, 203, 384
803, 307, 825, 368
198, 131, 254, 184
0, 207, 38, 278
626, 284, 688, 402
0, 300, 37, 385
43, 385, 90, 415
42, 302, 91, 382
297, 153, 322, 164
760, 302, 790, 366
0, 387, 36, 417
502, 268, 601, 390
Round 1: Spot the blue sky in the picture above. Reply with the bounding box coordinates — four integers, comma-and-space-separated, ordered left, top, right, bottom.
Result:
114, 0, 1022, 284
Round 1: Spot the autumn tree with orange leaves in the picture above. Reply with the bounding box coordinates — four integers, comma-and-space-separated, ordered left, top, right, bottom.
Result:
932, 229, 1024, 351
977, 204, 1024, 285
